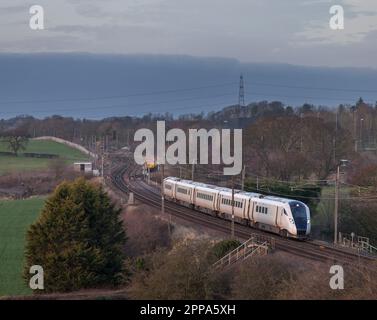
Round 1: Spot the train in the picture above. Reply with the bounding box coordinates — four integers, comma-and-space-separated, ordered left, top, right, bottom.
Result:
163, 177, 311, 239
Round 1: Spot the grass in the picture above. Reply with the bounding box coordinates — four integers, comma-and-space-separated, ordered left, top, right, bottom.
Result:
0, 197, 45, 297
0, 140, 89, 175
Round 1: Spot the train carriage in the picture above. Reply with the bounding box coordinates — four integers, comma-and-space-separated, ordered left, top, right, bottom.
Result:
163, 177, 179, 199
249, 197, 282, 234
174, 179, 195, 204
193, 185, 219, 211
162, 177, 311, 239
218, 190, 250, 221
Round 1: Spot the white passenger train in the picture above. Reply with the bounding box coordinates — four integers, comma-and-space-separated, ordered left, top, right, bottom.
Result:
163, 177, 311, 239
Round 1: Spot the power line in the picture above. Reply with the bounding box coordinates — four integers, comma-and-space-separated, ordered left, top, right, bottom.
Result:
1, 90, 376, 118
0, 81, 238, 105
2, 80, 375, 106
0, 92, 237, 116
245, 91, 376, 103
169, 165, 377, 201
246, 81, 377, 94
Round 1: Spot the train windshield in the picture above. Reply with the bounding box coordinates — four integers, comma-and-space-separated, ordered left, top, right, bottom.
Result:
289, 201, 308, 230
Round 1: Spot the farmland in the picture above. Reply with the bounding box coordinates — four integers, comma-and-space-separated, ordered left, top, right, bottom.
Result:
0, 197, 45, 297
0, 140, 89, 175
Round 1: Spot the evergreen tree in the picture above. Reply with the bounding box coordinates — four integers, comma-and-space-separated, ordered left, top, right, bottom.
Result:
24, 178, 127, 293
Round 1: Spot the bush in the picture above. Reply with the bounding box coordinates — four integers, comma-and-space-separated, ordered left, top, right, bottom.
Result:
211, 239, 241, 261
128, 241, 214, 299
123, 209, 171, 257
24, 178, 127, 293
231, 255, 295, 300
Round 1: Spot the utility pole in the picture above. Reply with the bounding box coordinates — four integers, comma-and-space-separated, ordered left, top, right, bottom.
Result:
101, 153, 104, 178
360, 118, 364, 151
256, 176, 259, 191
191, 161, 195, 181
101, 136, 105, 178
161, 164, 170, 236
334, 109, 338, 162
238, 74, 245, 107
241, 165, 246, 191
231, 176, 235, 239
354, 110, 358, 152
334, 165, 340, 244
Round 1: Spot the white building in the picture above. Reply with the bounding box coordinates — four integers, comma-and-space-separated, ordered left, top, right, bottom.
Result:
74, 162, 93, 174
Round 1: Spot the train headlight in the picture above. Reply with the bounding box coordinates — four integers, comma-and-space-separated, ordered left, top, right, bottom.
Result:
307, 219, 310, 224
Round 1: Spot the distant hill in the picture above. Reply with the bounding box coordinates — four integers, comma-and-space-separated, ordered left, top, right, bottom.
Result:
0, 53, 376, 119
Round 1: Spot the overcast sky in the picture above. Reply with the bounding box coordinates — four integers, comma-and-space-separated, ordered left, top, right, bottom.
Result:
0, 0, 376, 68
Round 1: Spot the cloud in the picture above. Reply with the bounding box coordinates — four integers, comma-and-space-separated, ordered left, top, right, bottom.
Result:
0, 4, 29, 14
0, 0, 376, 67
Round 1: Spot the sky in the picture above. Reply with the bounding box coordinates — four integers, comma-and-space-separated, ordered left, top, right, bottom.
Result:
0, 0, 376, 68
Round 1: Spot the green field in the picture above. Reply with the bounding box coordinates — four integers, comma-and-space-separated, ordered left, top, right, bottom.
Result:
0, 140, 89, 175
0, 197, 45, 297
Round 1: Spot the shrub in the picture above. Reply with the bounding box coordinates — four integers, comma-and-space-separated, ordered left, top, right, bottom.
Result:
24, 178, 127, 293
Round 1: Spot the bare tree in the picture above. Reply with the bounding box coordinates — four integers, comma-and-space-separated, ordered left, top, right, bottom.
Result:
1, 129, 29, 156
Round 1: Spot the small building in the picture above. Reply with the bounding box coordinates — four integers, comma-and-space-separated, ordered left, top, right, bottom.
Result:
74, 162, 93, 174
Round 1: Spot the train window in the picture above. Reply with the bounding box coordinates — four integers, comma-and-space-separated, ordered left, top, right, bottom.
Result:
283, 209, 288, 216
198, 193, 213, 201
177, 187, 187, 194
165, 184, 172, 190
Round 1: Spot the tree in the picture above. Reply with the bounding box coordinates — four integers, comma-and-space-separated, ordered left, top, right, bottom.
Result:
24, 178, 127, 293
1, 130, 29, 156
340, 199, 377, 244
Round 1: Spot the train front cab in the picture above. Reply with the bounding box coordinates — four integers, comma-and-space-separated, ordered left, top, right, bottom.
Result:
289, 201, 311, 239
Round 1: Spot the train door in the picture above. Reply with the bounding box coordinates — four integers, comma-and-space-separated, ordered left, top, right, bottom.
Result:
276, 207, 284, 227
249, 200, 255, 222
242, 199, 247, 219
216, 194, 221, 212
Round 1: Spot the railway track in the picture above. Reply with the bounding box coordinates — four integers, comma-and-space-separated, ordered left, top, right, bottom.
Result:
110, 161, 377, 268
